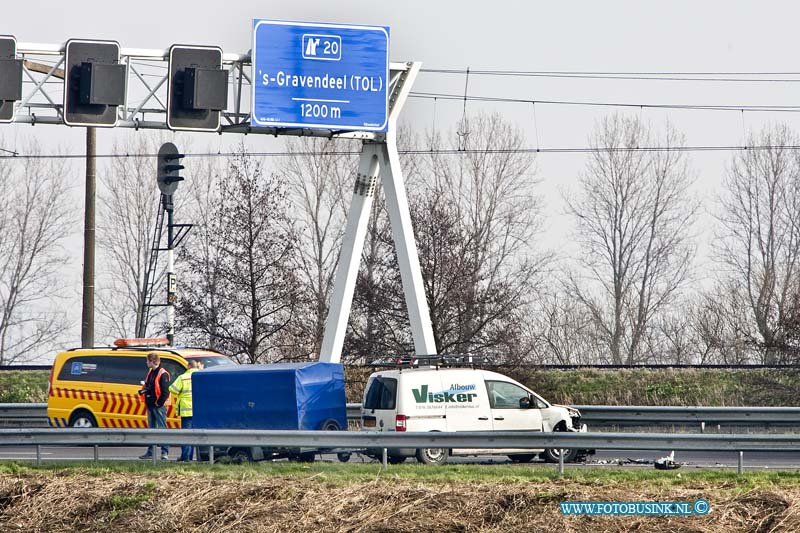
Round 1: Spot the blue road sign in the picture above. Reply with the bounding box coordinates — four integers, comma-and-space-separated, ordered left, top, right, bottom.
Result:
252, 19, 389, 132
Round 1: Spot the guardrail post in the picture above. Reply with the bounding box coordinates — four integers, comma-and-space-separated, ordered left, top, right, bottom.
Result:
209, 446, 214, 465
558, 449, 564, 476
93, 445, 99, 462
700, 422, 705, 433
738, 451, 743, 475
152, 447, 157, 466
35, 445, 41, 466
382, 448, 388, 470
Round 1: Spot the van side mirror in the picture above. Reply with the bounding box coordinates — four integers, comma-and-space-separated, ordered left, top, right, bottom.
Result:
519, 397, 531, 409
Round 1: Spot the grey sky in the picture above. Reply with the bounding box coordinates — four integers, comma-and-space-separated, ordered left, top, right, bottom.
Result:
4, 1, 800, 356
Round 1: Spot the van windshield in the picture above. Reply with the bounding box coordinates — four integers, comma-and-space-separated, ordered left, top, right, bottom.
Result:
364, 377, 397, 410
185, 355, 237, 368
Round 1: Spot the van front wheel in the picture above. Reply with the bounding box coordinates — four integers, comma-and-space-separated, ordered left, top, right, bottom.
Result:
543, 425, 579, 463
416, 447, 449, 465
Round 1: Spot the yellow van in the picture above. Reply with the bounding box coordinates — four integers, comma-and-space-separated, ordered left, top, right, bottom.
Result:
47, 338, 236, 428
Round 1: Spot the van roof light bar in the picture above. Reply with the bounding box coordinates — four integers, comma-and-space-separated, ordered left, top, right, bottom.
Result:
389, 354, 493, 368
113, 337, 170, 348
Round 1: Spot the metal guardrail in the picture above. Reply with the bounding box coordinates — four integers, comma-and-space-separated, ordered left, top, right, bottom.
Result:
1, 428, 798, 473
2, 428, 800, 451
0, 403, 48, 427
573, 405, 800, 427
7, 403, 800, 429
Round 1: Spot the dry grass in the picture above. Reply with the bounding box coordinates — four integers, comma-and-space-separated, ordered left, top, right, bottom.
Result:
2, 469, 800, 532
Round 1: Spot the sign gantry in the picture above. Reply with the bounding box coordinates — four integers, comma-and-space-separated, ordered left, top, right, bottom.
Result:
0, 21, 436, 362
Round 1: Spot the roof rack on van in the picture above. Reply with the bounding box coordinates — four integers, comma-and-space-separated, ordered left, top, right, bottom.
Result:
380, 354, 493, 369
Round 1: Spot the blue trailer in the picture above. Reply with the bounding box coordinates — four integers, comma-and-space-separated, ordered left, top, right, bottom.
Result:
192, 361, 347, 462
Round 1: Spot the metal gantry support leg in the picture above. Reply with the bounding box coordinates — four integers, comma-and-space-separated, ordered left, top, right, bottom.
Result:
319, 144, 382, 362
319, 61, 435, 363
379, 130, 436, 355
319, 136, 437, 362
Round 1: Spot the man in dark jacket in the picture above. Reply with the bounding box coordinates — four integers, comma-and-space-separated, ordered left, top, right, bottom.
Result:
138, 352, 171, 460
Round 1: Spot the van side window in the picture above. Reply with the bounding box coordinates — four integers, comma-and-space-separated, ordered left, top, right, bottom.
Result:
103, 356, 148, 385
57, 356, 103, 382
364, 377, 397, 410
486, 381, 529, 409
160, 359, 186, 387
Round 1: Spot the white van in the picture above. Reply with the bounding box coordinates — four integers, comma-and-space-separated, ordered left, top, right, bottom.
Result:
360, 365, 589, 465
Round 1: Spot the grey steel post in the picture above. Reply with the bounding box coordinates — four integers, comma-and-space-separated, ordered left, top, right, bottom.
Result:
166, 195, 175, 345
209, 446, 214, 465
81, 127, 96, 348
93, 444, 99, 461
738, 451, 743, 474
382, 447, 388, 470
558, 449, 565, 476
35, 444, 41, 466
156, 142, 183, 346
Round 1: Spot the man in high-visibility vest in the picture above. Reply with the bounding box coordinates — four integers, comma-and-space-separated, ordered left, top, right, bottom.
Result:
138, 352, 171, 460
170, 359, 203, 462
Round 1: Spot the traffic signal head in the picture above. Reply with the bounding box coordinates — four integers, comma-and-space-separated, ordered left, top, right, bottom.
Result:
167, 45, 228, 132
63, 39, 126, 127
0, 36, 22, 123
156, 142, 185, 195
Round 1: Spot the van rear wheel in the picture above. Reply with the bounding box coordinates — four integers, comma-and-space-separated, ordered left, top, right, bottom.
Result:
416, 447, 449, 465
69, 410, 97, 428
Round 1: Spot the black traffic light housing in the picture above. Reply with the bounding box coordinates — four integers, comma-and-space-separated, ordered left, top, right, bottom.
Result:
63, 39, 126, 127
156, 142, 185, 196
167, 45, 228, 132
0, 36, 23, 123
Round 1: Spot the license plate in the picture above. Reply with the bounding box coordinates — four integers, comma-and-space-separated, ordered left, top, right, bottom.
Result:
363, 418, 376, 427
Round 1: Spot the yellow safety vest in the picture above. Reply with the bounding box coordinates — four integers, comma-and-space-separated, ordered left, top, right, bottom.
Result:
169, 368, 197, 417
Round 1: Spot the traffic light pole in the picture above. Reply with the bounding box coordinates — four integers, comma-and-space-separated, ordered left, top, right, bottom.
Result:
165, 195, 175, 345
80, 126, 95, 348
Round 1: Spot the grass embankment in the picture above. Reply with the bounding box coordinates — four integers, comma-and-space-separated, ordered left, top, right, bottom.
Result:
4, 368, 800, 406
0, 371, 48, 403
0, 463, 798, 532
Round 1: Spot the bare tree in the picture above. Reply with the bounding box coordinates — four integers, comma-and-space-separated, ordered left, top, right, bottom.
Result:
0, 138, 74, 363
340, 115, 548, 362
178, 145, 301, 363
715, 125, 800, 363
281, 137, 353, 355
565, 114, 697, 364
522, 290, 605, 365
96, 135, 164, 339
688, 285, 755, 364
176, 151, 226, 351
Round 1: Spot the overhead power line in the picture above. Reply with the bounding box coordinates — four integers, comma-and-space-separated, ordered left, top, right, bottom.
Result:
411, 91, 800, 113
421, 68, 800, 83
3, 144, 800, 160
